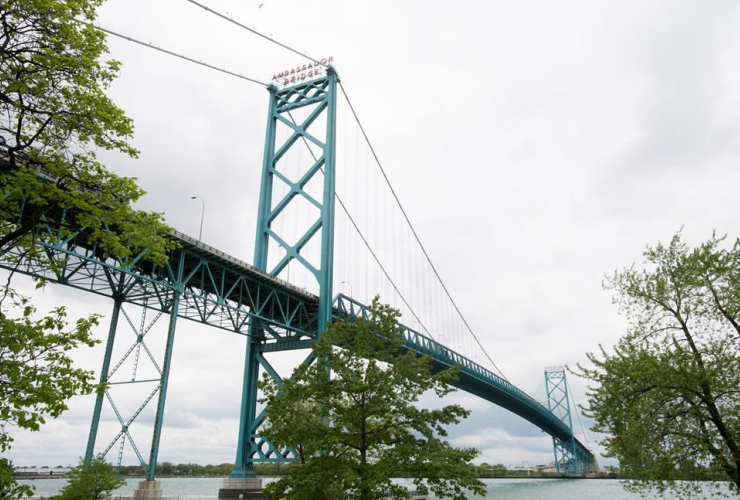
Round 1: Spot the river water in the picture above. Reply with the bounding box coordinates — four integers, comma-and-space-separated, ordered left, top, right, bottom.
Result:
17, 476, 729, 499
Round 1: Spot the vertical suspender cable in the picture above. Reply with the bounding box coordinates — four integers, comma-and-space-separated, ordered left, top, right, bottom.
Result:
339, 82, 507, 381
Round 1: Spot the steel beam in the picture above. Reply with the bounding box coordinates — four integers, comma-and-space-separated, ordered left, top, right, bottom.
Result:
85, 296, 123, 462
231, 334, 261, 478
146, 251, 184, 480
145, 291, 180, 480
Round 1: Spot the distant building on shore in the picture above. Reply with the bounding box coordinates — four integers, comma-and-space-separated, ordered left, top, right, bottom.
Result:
13, 466, 71, 477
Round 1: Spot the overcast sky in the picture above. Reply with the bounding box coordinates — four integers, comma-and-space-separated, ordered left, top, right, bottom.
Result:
6, 0, 740, 471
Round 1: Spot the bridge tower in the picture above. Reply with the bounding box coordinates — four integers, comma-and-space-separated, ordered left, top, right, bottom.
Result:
229, 67, 339, 480
544, 366, 584, 474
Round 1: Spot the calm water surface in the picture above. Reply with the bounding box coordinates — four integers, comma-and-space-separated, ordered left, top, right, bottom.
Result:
17, 476, 723, 499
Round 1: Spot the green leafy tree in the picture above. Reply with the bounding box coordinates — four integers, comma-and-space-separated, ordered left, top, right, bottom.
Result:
579, 233, 740, 498
0, 1, 175, 497
156, 462, 174, 476
260, 298, 485, 500
0, 296, 99, 453
57, 456, 126, 500
0, 289, 102, 498
0, 0, 175, 262
0, 459, 32, 499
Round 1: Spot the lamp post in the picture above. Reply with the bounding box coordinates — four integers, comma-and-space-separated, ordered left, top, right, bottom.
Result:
340, 280, 353, 300
191, 196, 205, 243
278, 243, 290, 283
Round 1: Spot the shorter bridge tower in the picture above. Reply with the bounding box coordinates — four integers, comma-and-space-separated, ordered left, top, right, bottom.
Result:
545, 366, 587, 474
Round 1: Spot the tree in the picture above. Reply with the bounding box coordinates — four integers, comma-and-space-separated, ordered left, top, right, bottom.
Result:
0, 283, 103, 498
0, 296, 100, 452
0, 459, 32, 499
260, 298, 485, 500
579, 233, 740, 498
156, 462, 174, 476
0, 1, 174, 497
57, 456, 126, 500
0, 0, 175, 264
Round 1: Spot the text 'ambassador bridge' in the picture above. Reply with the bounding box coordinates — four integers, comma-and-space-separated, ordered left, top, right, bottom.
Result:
0, 6, 595, 499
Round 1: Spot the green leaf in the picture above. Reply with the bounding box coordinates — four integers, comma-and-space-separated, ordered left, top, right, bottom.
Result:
259, 297, 485, 500
578, 231, 740, 497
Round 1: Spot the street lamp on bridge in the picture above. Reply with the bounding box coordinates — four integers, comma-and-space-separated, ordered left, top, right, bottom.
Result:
191, 195, 205, 243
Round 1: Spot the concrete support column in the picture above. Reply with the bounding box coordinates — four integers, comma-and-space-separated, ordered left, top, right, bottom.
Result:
133, 479, 163, 499
218, 477, 265, 499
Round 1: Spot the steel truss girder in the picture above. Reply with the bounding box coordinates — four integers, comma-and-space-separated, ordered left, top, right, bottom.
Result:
0, 230, 596, 474
0, 231, 320, 338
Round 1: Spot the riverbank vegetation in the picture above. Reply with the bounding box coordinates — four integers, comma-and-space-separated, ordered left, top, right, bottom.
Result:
579, 233, 740, 498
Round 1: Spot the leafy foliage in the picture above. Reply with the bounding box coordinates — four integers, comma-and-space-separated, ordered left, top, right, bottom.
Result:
57, 456, 126, 500
0, 1, 176, 497
0, 289, 99, 454
0, 0, 176, 264
260, 298, 485, 500
0, 287, 100, 498
0, 459, 32, 499
579, 233, 740, 498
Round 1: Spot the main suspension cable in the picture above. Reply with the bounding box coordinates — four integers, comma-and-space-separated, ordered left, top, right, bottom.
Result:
91, 24, 269, 86
184, 0, 327, 68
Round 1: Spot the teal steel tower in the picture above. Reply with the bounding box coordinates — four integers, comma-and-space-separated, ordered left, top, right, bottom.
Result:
545, 367, 584, 474
230, 68, 339, 478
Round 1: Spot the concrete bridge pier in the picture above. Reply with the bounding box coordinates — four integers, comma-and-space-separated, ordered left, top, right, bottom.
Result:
218, 477, 266, 499
133, 480, 163, 499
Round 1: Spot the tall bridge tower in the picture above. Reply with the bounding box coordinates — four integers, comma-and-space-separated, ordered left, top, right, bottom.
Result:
230, 67, 339, 479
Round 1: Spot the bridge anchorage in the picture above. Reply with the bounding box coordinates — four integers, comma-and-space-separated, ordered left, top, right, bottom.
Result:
0, 68, 595, 499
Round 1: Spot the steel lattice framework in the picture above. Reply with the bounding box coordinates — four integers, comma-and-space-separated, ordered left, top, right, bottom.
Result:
0, 69, 595, 482
232, 70, 339, 478
0, 226, 319, 479
545, 367, 592, 473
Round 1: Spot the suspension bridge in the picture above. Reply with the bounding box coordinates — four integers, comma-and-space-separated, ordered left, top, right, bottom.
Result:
0, 6, 595, 498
